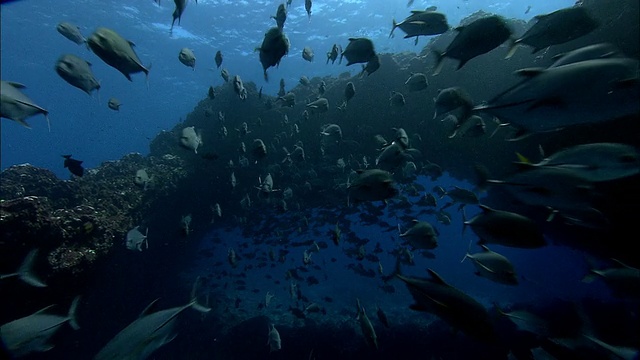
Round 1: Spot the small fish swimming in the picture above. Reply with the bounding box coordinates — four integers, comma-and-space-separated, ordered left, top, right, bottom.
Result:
179, 126, 203, 153
126, 226, 149, 251
56, 22, 86, 45
62, 155, 84, 177
107, 97, 122, 111
178, 48, 196, 70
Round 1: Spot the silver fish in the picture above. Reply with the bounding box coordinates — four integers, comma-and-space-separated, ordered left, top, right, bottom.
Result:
462, 245, 518, 285
1, 81, 50, 130
87, 27, 150, 82
95, 278, 210, 360
1, 297, 80, 357
56, 22, 86, 45
178, 47, 196, 70
179, 126, 202, 153
126, 226, 148, 251
55, 54, 100, 95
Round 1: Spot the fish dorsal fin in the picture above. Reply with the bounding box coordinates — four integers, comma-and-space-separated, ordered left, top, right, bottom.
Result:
427, 269, 449, 286
411, 219, 419, 224
610, 258, 634, 269
140, 298, 161, 317
480, 244, 491, 252
454, 25, 464, 32
514, 68, 545, 78
128, 40, 136, 47
478, 204, 494, 213
425, 6, 437, 11
34, 304, 57, 314
7, 81, 27, 89
347, 38, 357, 42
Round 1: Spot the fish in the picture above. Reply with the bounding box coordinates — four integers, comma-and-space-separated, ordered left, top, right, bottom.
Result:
376, 305, 390, 328
179, 126, 203, 153
444, 114, 486, 138
0, 249, 47, 287
251, 139, 268, 160
506, 6, 599, 58
1, 81, 50, 130
180, 214, 192, 236
171, 0, 197, 31
463, 204, 545, 248
299, 76, 310, 86
306, 97, 329, 114
326, 44, 339, 64
107, 97, 122, 111
0, 297, 80, 357
405, 72, 428, 91
208, 86, 216, 99
432, 15, 512, 75
439, 186, 479, 211
515, 142, 640, 183
399, 220, 438, 250
271, 3, 287, 30
126, 226, 149, 251
495, 305, 550, 337
582, 259, 640, 299
62, 155, 84, 177
214, 50, 223, 68
343, 82, 356, 105
390, 8, 449, 45
396, 268, 495, 342
302, 46, 314, 62
220, 68, 230, 82
256, 27, 290, 81
340, 38, 376, 66
360, 54, 380, 76
134, 169, 152, 189
355, 299, 378, 349
232, 75, 247, 100
462, 245, 518, 285
94, 278, 210, 360
474, 58, 640, 139
348, 169, 398, 203
482, 166, 595, 214
549, 42, 622, 68
56, 22, 86, 45
87, 27, 150, 82
55, 54, 100, 96
267, 324, 282, 352
389, 91, 405, 107
433, 86, 474, 122
178, 48, 196, 70
305, 0, 312, 20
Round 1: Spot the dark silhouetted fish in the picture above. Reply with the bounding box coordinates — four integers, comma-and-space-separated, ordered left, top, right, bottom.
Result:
62, 155, 84, 177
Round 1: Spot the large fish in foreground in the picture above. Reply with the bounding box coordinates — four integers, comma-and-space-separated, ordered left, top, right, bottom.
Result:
516, 142, 640, 183
432, 15, 512, 75
256, 27, 290, 81
87, 27, 150, 82
1, 80, 50, 130
506, 6, 599, 58
396, 268, 495, 342
94, 278, 210, 360
476, 57, 640, 139
0, 296, 80, 357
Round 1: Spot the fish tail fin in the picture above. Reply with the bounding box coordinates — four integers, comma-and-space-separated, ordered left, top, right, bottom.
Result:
389, 19, 397, 38
68, 296, 81, 330
431, 50, 444, 76
190, 276, 212, 313
18, 249, 47, 287
505, 38, 519, 59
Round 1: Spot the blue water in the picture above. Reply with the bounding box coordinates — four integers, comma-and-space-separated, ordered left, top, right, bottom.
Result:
1, 0, 573, 178
2, 0, 636, 359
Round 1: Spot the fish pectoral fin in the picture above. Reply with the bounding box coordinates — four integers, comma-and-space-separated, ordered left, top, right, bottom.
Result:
7, 81, 27, 88
475, 261, 497, 274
